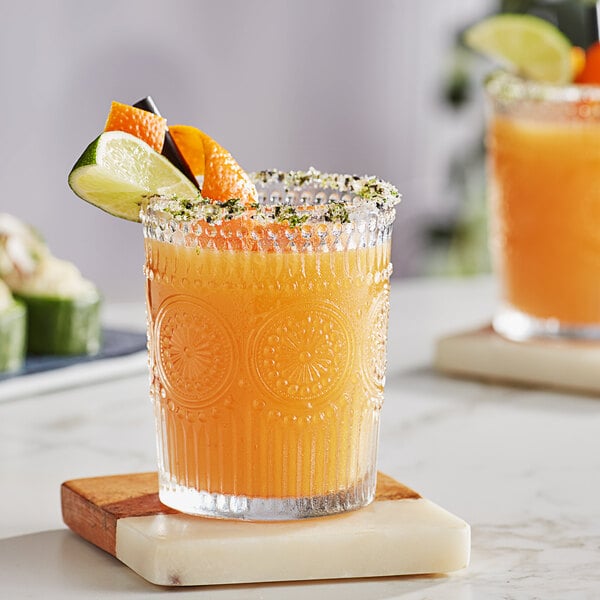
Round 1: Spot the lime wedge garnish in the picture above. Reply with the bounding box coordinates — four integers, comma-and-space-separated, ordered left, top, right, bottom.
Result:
68, 131, 198, 222
464, 14, 573, 84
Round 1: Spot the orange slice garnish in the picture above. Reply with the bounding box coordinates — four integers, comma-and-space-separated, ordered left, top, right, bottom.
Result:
104, 101, 167, 153
170, 124, 257, 205
574, 42, 600, 84
168, 125, 206, 176
571, 46, 586, 82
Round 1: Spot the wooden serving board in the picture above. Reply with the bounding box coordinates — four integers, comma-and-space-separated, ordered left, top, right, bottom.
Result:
435, 325, 600, 396
61, 472, 470, 587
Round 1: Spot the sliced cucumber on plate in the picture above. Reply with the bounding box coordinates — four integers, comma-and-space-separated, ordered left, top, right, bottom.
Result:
0, 295, 26, 373
0, 214, 103, 358
16, 290, 101, 356
10, 256, 102, 356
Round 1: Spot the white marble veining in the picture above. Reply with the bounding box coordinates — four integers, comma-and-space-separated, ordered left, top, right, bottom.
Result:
1, 276, 599, 598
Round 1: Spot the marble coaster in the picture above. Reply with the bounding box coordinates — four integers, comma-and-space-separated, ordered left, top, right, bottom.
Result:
61, 472, 470, 587
434, 325, 600, 395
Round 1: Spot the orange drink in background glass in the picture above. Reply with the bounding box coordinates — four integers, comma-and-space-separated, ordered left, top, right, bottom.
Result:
486, 73, 600, 340
142, 171, 398, 519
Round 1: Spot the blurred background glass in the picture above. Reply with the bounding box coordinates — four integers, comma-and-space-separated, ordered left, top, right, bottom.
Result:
2, 0, 596, 302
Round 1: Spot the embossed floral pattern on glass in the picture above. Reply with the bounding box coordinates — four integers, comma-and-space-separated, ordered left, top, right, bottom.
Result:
142, 172, 397, 519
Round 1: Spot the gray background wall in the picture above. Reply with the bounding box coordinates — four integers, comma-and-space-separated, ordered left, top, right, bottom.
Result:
1, 0, 492, 301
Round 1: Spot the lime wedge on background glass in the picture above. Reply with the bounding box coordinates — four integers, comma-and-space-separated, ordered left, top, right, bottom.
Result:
68, 131, 198, 222
464, 14, 573, 84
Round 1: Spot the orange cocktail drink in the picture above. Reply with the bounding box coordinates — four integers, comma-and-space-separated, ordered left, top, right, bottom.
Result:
143, 170, 398, 519
486, 73, 600, 340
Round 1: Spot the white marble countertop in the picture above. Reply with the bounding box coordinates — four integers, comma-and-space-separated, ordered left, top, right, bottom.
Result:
1, 276, 599, 599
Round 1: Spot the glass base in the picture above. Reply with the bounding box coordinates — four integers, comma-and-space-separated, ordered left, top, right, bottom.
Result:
158, 473, 376, 521
493, 306, 600, 342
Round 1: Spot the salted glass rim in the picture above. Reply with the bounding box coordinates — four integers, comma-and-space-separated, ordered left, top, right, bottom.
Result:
485, 70, 600, 103
142, 168, 400, 227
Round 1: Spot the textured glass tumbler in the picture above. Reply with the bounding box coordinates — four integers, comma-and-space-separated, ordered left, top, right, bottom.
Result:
486, 73, 600, 341
142, 174, 396, 520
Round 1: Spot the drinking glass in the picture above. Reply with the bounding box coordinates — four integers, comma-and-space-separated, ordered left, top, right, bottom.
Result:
142, 171, 397, 519
486, 72, 600, 341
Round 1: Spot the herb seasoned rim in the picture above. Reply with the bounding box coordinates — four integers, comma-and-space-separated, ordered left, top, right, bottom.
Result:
252, 168, 401, 209
486, 70, 600, 103
150, 168, 400, 226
